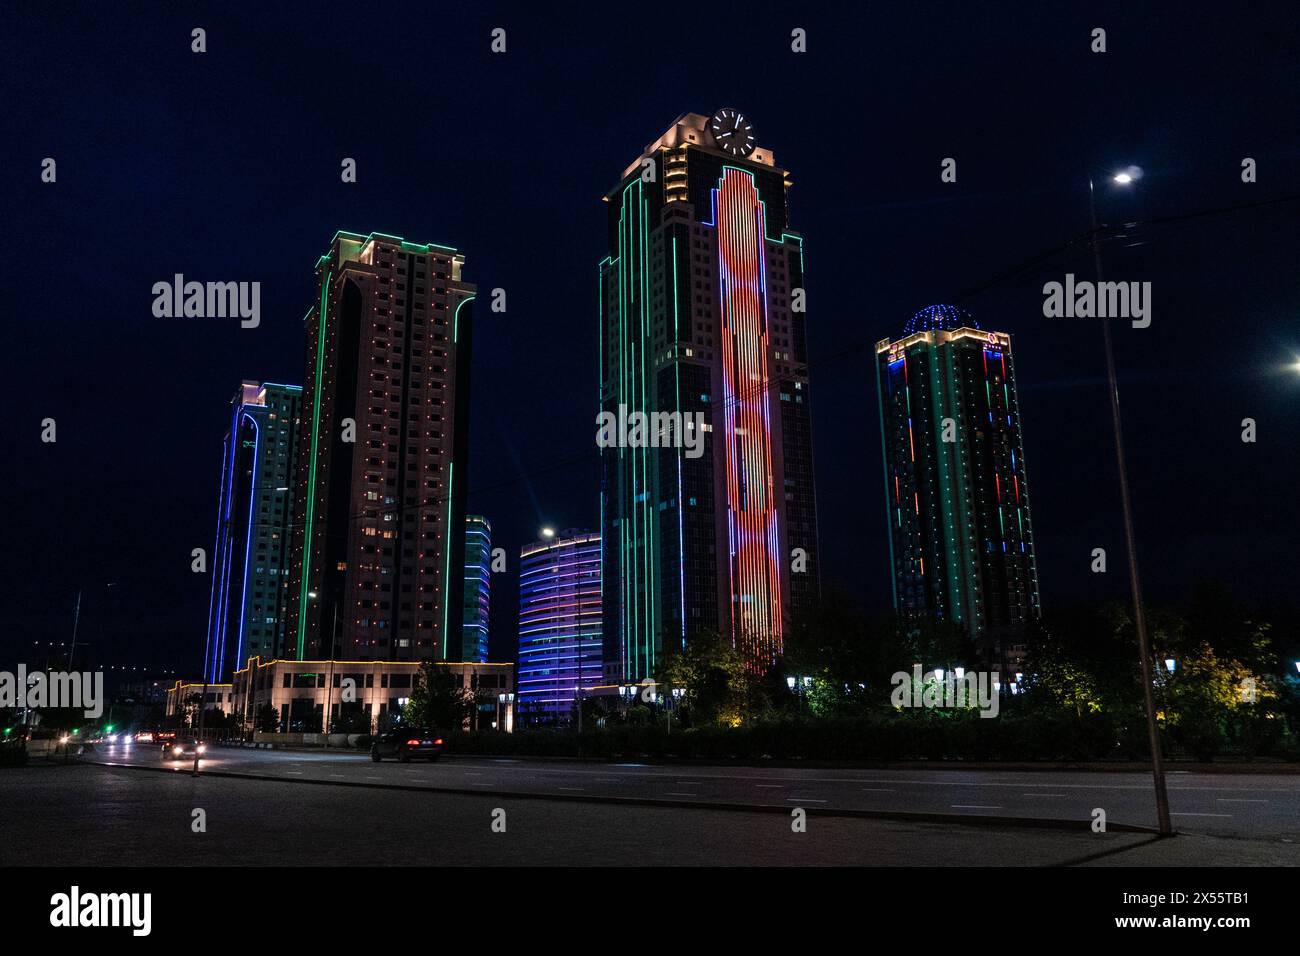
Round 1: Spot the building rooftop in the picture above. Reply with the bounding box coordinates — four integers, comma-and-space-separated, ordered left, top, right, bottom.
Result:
903, 304, 979, 337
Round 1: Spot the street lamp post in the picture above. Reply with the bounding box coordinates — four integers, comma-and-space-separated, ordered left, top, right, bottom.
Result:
1088, 171, 1172, 836
323, 603, 339, 748
668, 687, 684, 734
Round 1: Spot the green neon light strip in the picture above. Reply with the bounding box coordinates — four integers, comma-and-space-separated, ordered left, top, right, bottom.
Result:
454, 295, 475, 344
297, 267, 332, 659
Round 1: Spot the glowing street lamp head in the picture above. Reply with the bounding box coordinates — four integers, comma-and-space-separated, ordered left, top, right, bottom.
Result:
1112, 165, 1143, 186
540, 527, 555, 539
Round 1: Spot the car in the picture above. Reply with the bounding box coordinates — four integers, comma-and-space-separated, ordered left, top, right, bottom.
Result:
161, 737, 206, 760
370, 728, 443, 763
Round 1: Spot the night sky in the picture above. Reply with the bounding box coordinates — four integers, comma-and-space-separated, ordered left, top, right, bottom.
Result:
2, 2, 1296, 676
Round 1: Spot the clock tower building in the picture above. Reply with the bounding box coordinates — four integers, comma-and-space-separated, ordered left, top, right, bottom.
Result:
598, 112, 820, 681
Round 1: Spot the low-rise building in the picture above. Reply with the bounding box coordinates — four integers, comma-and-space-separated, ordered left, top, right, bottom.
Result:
229, 657, 514, 735
164, 682, 232, 723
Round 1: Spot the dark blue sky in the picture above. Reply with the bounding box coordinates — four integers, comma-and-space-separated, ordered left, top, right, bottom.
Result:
2, 1, 1297, 673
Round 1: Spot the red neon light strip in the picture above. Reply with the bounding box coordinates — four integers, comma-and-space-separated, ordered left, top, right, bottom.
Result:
716, 168, 782, 665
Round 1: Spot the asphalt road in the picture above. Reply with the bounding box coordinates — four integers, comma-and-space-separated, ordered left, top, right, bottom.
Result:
76, 741, 1300, 840
4, 761, 1298, 866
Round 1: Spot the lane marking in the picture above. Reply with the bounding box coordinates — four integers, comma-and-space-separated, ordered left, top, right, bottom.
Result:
788, 798, 827, 803
1217, 798, 1268, 803
952, 804, 1003, 809
860, 788, 897, 793
1172, 812, 1233, 818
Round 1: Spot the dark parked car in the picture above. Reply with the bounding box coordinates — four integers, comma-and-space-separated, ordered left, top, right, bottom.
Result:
161, 737, 205, 760
370, 728, 443, 763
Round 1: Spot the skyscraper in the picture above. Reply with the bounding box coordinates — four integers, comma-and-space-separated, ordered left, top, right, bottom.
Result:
875, 305, 1041, 658
517, 531, 602, 724
599, 111, 820, 681
462, 515, 492, 663
285, 231, 476, 664
203, 381, 302, 683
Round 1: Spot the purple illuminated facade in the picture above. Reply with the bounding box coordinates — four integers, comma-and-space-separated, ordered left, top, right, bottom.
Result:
203, 381, 302, 684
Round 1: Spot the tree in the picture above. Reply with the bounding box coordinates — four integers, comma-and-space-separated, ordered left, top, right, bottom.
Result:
403, 662, 475, 731
657, 630, 751, 726
255, 703, 279, 733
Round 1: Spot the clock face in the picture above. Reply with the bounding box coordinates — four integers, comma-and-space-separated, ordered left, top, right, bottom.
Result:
708, 108, 756, 158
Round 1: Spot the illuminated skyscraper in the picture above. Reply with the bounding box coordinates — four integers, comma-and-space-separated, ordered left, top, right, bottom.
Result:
599, 112, 820, 680
203, 381, 302, 683
285, 232, 476, 663
875, 305, 1041, 657
462, 515, 492, 663
517, 531, 602, 723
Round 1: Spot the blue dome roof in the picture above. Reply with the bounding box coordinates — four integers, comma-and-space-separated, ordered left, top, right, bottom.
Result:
904, 304, 977, 336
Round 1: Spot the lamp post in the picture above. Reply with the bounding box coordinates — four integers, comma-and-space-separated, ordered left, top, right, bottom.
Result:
1088, 169, 1171, 836
668, 687, 684, 734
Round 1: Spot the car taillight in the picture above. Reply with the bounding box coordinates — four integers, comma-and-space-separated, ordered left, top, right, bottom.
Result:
405, 739, 421, 747
434, 739, 443, 746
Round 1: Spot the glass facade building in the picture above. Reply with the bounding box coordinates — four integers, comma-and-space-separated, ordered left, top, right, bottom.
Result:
203, 381, 302, 683
462, 515, 491, 663
517, 531, 602, 724
598, 113, 821, 681
875, 305, 1041, 659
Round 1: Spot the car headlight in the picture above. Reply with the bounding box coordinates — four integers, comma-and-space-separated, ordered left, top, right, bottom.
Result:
173, 745, 182, 753
196, 744, 206, 753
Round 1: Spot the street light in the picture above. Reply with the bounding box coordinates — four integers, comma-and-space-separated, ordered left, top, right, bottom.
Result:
668, 687, 685, 734
1165, 658, 1177, 675
1088, 166, 1171, 836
